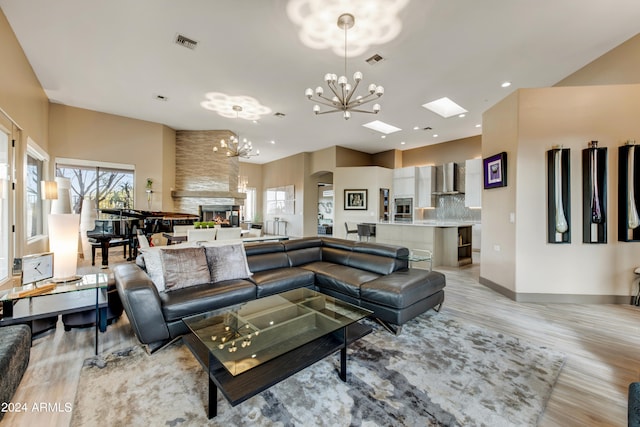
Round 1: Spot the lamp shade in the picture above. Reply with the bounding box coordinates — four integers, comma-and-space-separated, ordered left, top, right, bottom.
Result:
41, 181, 58, 200
51, 177, 72, 214
48, 213, 80, 281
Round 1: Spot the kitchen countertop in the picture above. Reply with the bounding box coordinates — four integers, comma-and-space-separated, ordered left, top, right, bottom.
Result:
375, 221, 479, 227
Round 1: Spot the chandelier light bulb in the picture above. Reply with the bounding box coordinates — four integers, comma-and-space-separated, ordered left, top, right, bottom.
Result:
368, 83, 377, 93
376, 86, 384, 96
313, 105, 320, 114
332, 96, 339, 103
373, 103, 381, 113
344, 111, 351, 120
213, 146, 218, 152
324, 73, 333, 83
315, 86, 323, 96
338, 75, 347, 86
353, 71, 363, 82
305, 88, 313, 98
345, 83, 352, 93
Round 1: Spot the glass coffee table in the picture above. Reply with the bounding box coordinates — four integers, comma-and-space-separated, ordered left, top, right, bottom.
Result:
182, 288, 373, 419
0, 274, 109, 354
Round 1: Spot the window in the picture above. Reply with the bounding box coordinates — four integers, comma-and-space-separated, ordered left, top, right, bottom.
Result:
244, 187, 256, 222
26, 141, 48, 239
56, 159, 134, 215
0, 130, 9, 282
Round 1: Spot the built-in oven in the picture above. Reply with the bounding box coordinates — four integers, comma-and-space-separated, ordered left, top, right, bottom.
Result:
394, 198, 413, 222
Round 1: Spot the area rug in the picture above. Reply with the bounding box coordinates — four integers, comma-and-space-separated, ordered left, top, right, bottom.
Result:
71, 311, 565, 426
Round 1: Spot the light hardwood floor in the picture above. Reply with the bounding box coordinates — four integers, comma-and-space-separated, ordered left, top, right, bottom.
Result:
2, 252, 639, 427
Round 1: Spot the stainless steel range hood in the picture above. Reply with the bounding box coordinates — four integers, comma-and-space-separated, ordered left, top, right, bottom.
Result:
434, 162, 461, 194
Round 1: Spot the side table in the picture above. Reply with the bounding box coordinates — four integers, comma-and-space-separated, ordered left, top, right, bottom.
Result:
0, 274, 109, 355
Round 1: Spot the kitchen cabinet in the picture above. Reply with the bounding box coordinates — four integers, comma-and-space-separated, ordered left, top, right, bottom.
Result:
393, 166, 417, 199
465, 158, 482, 208
416, 166, 435, 208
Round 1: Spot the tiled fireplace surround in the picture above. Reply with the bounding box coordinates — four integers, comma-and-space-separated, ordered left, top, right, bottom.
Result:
173, 130, 246, 215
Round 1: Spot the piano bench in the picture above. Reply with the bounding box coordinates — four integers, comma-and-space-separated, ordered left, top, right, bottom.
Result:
90, 239, 130, 266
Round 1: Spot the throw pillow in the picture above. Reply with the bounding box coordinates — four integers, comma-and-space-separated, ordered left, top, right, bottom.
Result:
160, 247, 211, 292
139, 242, 198, 292
205, 243, 252, 282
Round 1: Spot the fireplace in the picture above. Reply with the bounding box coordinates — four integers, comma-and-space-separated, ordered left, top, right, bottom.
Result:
199, 205, 240, 227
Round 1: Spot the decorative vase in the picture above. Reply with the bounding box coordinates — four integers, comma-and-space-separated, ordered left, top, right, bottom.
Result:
628, 144, 639, 230
590, 145, 602, 224
554, 149, 568, 234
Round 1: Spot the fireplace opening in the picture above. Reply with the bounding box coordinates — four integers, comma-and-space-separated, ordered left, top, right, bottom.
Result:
199, 205, 240, 227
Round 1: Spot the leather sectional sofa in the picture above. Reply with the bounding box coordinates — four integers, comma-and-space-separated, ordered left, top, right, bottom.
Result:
114, 237, 446, 351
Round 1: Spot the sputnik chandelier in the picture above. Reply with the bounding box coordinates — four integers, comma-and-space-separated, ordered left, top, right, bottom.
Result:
212, 106, 260, 158
304, 13, 383, 120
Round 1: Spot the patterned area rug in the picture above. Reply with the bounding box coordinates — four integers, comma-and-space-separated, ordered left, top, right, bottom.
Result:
71, 311, 565, 426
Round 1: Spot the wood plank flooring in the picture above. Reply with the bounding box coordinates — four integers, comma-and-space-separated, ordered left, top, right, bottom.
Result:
2, 252, 639, 426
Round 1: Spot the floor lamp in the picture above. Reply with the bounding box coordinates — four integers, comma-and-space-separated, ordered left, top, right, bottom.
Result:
42, 180, 80, 282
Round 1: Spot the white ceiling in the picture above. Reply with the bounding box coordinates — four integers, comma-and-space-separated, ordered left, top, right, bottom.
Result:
1, 0, 640, 164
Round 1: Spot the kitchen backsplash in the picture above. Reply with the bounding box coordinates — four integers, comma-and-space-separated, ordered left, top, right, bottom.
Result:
418, 194, 481, 222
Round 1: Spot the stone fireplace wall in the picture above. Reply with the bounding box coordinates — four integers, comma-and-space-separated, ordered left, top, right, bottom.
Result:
173, 130, 246, 214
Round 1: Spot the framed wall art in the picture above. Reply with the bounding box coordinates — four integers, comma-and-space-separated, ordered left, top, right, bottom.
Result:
483, 152, 507, 189
344, 189, 368, 210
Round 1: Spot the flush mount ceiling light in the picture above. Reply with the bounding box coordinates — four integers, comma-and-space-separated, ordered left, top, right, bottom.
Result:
362, 120, 401, 134
422, 97, 468, 118
201, 92, 271, 120
304, 13, 385, 120
287, 0, 408, 56
212, 105, 260, 158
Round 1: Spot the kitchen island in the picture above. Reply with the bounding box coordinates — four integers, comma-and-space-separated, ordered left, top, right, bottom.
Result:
374, 221, 478, 267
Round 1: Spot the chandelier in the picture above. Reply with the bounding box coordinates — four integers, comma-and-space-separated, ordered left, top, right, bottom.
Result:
212, 106, 260, 158
304, 13, 383, 120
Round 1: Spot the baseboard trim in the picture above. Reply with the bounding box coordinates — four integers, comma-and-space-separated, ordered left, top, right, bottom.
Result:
478, 276, 632, 304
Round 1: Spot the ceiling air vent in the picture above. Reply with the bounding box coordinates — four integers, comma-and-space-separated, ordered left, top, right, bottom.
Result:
175, 34, 198, 50
274, 112, 286, 118
366, 54, 384, 65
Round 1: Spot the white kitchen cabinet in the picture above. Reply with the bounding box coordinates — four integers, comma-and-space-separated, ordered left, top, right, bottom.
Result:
416, 166, 435, 208
465, 158, 482, 208
393, 166, 417, 199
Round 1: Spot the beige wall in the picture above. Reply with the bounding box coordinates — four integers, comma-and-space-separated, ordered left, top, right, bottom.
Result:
371, 149, 399, 169
336, 146, 373, 167
555, 33, 640, 87
49, 104, 174, 212
481, 92, 519, 293
0, 9, 51, 259
333, 166, 393, 238
402, 135, 482, 167
483, 85, 640, 299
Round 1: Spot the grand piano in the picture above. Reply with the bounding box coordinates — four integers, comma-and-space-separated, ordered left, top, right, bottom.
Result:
86, 209, 199, 267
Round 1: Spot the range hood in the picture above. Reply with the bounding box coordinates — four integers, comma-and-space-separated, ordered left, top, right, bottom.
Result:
434, 162, 461, 194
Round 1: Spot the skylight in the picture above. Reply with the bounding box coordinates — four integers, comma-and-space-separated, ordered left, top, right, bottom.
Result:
362, 120, 402, 135
422, 97, 468, 118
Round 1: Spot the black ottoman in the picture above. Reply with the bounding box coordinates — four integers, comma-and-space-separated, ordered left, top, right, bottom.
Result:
0, 325, 31, 419
359, 269, 446, 333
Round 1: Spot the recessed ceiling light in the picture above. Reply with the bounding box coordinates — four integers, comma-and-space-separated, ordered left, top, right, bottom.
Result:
458, 114, 466, 118
381, 135, 386, 139
422, 97, 468, 118
413, 126, 420, 130
501, 81, 511, 88
475, 124, 482, 128
252, 120, 258, 124
362, 120, 402, 135
433, 134, 439, 137
270, 140, 276, 144
400, 141, 406, 145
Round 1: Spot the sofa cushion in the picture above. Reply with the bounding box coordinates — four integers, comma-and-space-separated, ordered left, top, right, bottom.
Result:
140, 243, 198, 292
246, 251, 290, 273
0, 325, 31, 420
204, 243, 252, 282
360, 269, 446, 309
159, 279, 256, 322
160, 247, 211, 291
302, 261, 380, 299
251, 267, 316, 298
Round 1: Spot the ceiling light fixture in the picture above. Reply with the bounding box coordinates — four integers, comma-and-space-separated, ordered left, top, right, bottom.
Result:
201, 92, 271, 120
501, 81, 512, 88
212, 105, 260, 158
304, 13, 383, 120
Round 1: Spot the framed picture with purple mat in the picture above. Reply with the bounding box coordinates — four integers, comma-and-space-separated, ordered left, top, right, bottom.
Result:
483, 152, 507, 189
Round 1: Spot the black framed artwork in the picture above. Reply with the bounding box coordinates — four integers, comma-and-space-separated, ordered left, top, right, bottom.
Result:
344, 189, 368, 210
483, 152, 508, 189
